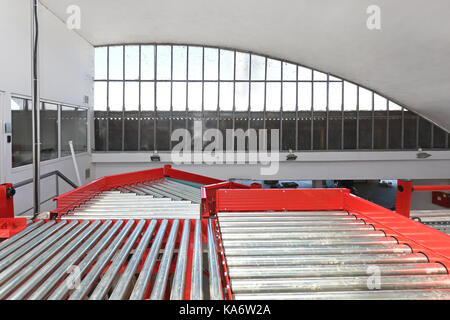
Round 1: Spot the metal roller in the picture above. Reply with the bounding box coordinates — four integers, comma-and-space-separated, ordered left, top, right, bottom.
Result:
227, 263, 448, 279
150, 220, 180, 300
219, 220, 367, 227
191, 219, 203, 300
109, 220, 158, 300
218, 211, 350, 217
48, 220, 125, 300
0, 220, 55, 262
218, 216, 358, 222
224, 244, 412, 256
225, 253, 429, 267
221, 237, 399, 248
0, 221, 70, 280
136, 184, 183, 201
156, 181, 200, 198
0, 220, 44, 252
0, 221, 87, 299
147, 183, 199, 203
234, 289, 450, 300
68, 220, 135, 300
7, 221, 98, 300
230, 275, 450, 293
219, 225, 375, 234
163, 180, 201, 193
62, 213, 199, 220
89, 220, 146, 300
220, 230, 387, 241
207, 220, 223, 300
29, 220, 113, 300
129, 220, 169, 300
170, 220, 191, 300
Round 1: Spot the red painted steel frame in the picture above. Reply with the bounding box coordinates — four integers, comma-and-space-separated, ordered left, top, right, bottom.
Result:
0, 183, 27, 238
201, 182, 251, 218
396, 180, 450, 218
214, 188, 450, 272
51, 165, 224, 218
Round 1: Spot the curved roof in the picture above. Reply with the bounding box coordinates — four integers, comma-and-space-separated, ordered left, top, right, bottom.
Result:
40, 0, 450, 130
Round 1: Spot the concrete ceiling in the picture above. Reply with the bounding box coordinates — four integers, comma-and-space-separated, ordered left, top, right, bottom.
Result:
40, 0, 450, 130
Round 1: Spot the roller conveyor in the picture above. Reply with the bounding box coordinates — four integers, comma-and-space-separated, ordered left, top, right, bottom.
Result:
3, 167, 450, 300
62, 179, 201, 220
217, 210, 450, 299
0, 219, 221, 300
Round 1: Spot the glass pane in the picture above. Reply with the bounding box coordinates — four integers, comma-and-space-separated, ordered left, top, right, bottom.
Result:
359, 87, 372, 111
40, 103, 58, 161
329, 112, 342, 150
156, 82, 171, 110
343, 81, 357, 110
418, 118, 432, 149
374, 108, 387, 149
125, 45, 139, 80
141, 45, 155, 80
220, 50, 234, 80
140, 117, 155, 151
94, 113, 107, 151
236, 52, 250, 80
267, 59, 281, 80
124, 116, 138, 151
298, 82, 312, 110
204, 82, 218, 111
329, 82, 342, 111
282, 117, 296, 150
109, 46, 123, 80
156, 45, 171, 80
298, 115, 311, 150
95, 47, 107, 79
313, 71, 327, 81
188, 46, 203, 80
109, 82, 123, 111
374, 93, 387, 110
173, 46, 187, 80
141, 82, 155, 111
251, 55, 265, 80
359, 110, 372, 149
404, 111, 417, 149
61, 106, 88, 155
250, 83, 264, 111
188, 82, 202, 111
313, 112, 327, 150
283, 62, 297, 81
173, 82, 187, 111
266, 82, 281, 111
156, 118, 170, 151
108, 116, 123, 151
124, 82, 139, 110
433, 126, 447, 148
204, 48, 218, 80
389, 102, 402, 149
11, 98, 32, 167
235, 82, 249, 111
282, 82, 296, 111
219, 82, 233, 110
298, 66, 312, 81
313, 82, 327, 111
94, 81, 107, 111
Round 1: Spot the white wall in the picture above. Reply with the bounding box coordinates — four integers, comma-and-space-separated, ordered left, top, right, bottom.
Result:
0, 0, 94, 215
92, 151, 450, 181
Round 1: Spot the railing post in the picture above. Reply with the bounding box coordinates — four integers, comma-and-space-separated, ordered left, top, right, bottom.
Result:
396, 180, 413, 218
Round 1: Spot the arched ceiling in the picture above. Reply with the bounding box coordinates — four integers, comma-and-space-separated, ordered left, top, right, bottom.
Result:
40, 0, 450, 130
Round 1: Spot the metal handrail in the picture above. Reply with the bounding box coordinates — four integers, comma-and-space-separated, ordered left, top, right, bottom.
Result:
14, 170, 78, 189
13, 171, 78, 216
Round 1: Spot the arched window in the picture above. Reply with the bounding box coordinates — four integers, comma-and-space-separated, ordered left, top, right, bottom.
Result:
94, 44, 449, 151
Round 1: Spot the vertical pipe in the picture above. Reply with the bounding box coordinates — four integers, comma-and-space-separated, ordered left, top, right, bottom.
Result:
31, 0, 40, 216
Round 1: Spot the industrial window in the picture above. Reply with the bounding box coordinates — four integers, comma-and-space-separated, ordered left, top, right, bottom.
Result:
94, 44, 450, 152
11, 97, 88, 168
